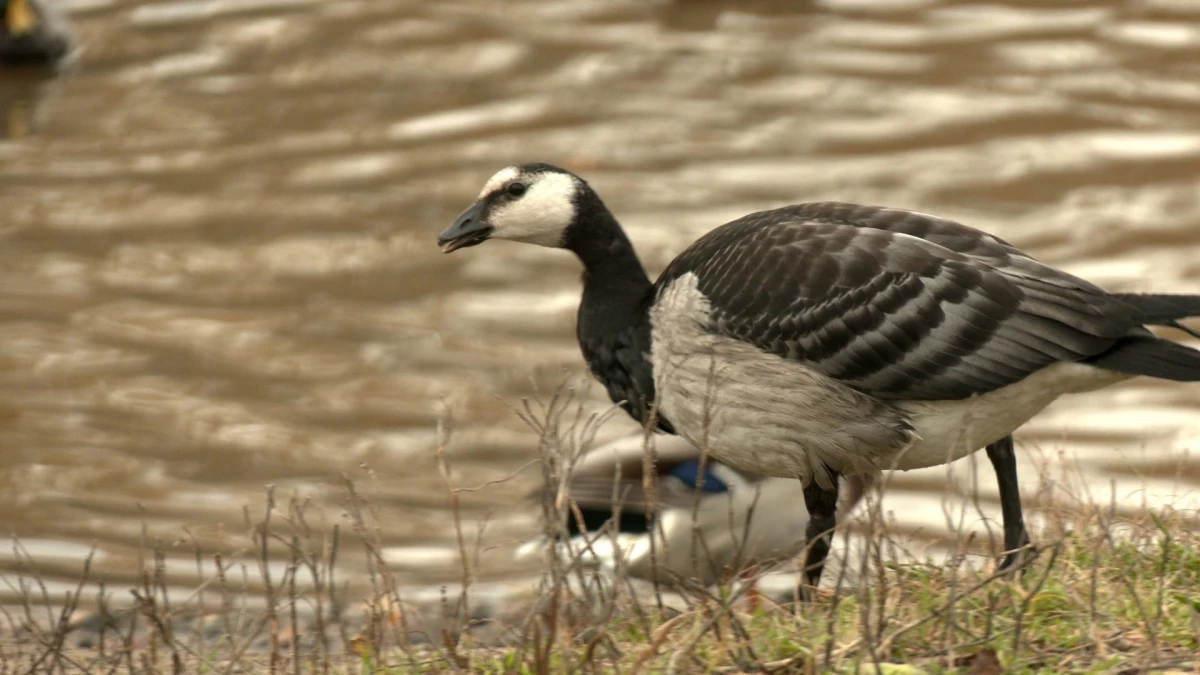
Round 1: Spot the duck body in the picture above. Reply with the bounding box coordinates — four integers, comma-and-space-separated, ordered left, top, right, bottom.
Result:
1, 0, 75, 69
439, 163, 1200, 591
516, 433, 867, 588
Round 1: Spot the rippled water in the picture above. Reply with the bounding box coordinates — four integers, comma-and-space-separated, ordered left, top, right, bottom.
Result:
3, 0, 1200, 611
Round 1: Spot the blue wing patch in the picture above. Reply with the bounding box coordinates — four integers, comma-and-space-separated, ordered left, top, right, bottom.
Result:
668, 460, 728, 494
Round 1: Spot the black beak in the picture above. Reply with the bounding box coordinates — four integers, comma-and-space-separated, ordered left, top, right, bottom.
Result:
438, 202, 492, 254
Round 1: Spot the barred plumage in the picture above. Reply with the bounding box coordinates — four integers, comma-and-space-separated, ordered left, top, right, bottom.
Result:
655, 203, 1139, 401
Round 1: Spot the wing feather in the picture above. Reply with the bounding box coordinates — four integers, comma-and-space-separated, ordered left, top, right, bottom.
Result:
654, 203, 1140, 401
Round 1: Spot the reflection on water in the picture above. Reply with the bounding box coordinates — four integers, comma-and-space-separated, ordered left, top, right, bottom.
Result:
0, 73, 50, 139
2, 0, 1200, 610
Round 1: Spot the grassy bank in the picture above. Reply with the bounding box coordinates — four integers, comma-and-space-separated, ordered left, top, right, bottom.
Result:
362, 513, 1200, 674
3, 490, 1198, 674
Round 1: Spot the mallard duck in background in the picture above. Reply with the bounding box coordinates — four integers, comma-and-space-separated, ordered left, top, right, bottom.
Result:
517, 433, 869, 599
1, 0, 76, 69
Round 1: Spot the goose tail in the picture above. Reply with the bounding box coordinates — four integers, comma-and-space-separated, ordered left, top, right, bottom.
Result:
1114, 292, 1200, 338
1084, 293, 1200, 381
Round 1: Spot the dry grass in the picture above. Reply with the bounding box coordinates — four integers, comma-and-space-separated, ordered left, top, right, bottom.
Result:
2, 385, 1199, 674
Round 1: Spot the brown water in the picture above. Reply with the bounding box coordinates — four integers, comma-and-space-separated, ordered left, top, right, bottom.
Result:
3, 0, 1200, 611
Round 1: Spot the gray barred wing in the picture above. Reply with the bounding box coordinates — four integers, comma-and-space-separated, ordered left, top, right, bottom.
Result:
653, 203, 1140, 401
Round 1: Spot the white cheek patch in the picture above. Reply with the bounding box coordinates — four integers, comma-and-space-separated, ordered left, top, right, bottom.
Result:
489, 172, 578, 248
478, 166, 520, 201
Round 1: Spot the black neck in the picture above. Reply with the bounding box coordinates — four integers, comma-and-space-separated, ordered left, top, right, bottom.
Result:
565, 185, 669, 433
567, 189, 653, 313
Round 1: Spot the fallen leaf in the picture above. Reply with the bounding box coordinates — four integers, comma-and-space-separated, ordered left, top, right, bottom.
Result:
968, 648, 1003, 675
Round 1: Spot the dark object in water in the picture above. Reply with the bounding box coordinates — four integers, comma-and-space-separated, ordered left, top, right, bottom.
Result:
1, 0, 76, 70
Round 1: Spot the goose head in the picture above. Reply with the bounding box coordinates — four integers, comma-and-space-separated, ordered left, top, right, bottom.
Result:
438, 163, 586, 254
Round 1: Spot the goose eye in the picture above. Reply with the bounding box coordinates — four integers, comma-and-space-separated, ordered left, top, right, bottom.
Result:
506, 182, 527, 198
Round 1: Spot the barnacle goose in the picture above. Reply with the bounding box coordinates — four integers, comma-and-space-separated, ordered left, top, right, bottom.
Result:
515, 433, 868, 594
1, 0, 75, 69
438, 163, 1200, 594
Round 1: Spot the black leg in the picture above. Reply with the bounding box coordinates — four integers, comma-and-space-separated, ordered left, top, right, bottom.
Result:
799, 473, 840, 599
986, 435, 1032, 571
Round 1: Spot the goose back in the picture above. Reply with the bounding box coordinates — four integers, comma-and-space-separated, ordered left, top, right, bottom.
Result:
653, 202, 1141, 401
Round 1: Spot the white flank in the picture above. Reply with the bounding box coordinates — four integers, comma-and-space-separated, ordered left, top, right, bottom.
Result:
649, 273, 910, 489
892, 362, 1129, 470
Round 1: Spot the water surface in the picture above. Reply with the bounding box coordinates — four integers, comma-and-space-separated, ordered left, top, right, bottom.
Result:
2, 0, 1200, 610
